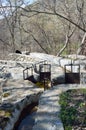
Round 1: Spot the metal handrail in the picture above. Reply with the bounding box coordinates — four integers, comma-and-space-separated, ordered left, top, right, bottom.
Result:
32, 60, 48, 74
23, 66, 33, 80
23, 60, 48, 80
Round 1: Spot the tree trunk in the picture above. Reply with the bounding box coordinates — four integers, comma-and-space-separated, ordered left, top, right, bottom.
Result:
57, 35, 69, 56
77, 33, 86, 55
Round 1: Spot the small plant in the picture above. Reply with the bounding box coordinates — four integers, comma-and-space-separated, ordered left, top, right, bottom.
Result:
64, 125, 72, 130
59, 92, 70, 107
3, 92, 10, 97
0, 110, 12, 118
36, 82, 44, 88
5, 111, 11, 117
36, 81, 51, 89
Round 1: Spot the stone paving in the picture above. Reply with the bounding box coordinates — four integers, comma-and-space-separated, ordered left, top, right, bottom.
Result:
33, 87, 63, 130
33, 84, 86, 130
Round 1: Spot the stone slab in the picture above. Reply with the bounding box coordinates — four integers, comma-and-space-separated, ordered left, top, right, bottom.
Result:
33, 87, 64, 130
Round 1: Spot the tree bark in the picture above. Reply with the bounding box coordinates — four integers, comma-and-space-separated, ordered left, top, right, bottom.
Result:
57, 35, 69, 56
77, 33, 86, 55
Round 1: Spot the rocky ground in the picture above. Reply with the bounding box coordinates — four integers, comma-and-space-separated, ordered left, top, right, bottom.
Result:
0, 52, 86, 130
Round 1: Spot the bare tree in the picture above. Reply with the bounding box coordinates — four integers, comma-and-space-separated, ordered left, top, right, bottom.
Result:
40, 0, 86, 55
0, 0, 25, 52
76, 0, 86, 55
0, 0, 86, 56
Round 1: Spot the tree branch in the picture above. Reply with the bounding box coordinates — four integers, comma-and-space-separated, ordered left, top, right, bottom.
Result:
22, 27, 49, 54
0, 5, 86, 32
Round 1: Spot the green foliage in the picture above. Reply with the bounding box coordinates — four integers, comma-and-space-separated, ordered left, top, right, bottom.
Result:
59, 89, 86, 129
59, 92, 70, 107
59, 91, 77, 130
64, 125, 72, 130
5, 111, 11, 117
0, 110, 12, 118
79, 88, 86, 94
60, 107, 77, 125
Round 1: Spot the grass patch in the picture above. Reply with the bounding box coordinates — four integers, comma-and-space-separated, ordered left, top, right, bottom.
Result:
59, 89, 86, 130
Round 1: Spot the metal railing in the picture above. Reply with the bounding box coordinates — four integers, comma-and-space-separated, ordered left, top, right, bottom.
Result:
23, 60, 47, 80
23, 60, 52, 90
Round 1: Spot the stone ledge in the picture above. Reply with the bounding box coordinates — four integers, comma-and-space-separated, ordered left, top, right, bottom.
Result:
0, 78, 43, 130
3, 92, 42, 130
